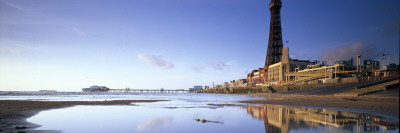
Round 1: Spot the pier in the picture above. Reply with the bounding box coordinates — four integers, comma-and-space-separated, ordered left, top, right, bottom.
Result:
109, 89, 192, 93
83, 89, 196, 93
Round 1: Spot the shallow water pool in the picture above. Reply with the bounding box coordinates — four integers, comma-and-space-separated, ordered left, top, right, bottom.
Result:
28, 98, 399, 133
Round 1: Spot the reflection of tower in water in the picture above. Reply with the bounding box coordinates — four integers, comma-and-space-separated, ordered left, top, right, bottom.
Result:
246, 105, 399, 133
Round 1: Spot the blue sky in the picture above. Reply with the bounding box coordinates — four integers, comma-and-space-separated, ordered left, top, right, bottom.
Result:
0, 0, 399, 91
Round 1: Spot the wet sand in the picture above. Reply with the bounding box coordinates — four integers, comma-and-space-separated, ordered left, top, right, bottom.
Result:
241, 90, 399, 118
1, 89, 399, 132
241, 81, 399, 118
0, 100, 166, 133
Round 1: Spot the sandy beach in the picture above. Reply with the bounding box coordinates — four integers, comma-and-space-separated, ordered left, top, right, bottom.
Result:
0, 100, 166, 133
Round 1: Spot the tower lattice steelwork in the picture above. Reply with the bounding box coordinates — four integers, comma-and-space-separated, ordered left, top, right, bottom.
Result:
265, 0, 283, 68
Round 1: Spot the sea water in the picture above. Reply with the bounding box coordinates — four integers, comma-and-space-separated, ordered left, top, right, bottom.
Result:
1, 92, 398, 133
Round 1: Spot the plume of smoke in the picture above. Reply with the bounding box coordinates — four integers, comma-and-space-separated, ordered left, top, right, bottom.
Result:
291, 52, 313, 60
320, 42, 382, 65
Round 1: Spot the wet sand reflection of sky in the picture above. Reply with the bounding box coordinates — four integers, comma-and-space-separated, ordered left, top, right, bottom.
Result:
28, 102, 399, 133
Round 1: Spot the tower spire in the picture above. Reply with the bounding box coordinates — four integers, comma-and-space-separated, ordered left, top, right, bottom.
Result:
265, 0, 283, 68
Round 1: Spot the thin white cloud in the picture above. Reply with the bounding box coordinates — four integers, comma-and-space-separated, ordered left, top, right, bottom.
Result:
0, 47, 20, 53
189, 62, 228, 72
191, 66, 204, 73
137, 54, 174, 69
137, 117, 172, 131
0, 38, 50, 53
1, 0, 31, 14
72, 28, 86, 36
211, 62, 227, 71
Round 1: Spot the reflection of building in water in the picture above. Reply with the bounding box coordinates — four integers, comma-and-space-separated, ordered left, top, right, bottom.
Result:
246, 105, 399, 133
247, 105, 290, 133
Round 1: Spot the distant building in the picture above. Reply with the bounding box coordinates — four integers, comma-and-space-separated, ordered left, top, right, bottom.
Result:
229, 80, 236, 87
374, 65, 399, 79
362, 60, 380, 76
247, 68, 268, 84
236, 79, 247, 87
221, 82, 229, 88
204, 86, 210, 90
335, 58, 354, 66
39, 90, 57, 92
82, 85, 110, 92
372, 54, 398, 79
189, 86, 203, 92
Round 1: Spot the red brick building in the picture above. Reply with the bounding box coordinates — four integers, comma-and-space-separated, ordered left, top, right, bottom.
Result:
247, 67, 268, 84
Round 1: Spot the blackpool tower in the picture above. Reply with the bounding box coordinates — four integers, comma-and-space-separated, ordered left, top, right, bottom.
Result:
265, 0, 283, 68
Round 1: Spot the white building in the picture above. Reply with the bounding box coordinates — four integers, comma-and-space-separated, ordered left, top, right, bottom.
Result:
189, 86, 203, 92
82, 85, 110, 92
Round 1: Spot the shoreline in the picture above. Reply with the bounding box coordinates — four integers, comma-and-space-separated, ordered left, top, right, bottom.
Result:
241, 93, 399, 119
0, 100, 167, 133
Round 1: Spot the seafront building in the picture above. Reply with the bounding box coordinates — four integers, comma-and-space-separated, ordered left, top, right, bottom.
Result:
266, 47, 311, 84
219, 0, 399, 89
373, 54, 399, 79
189, 86, 203, 92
